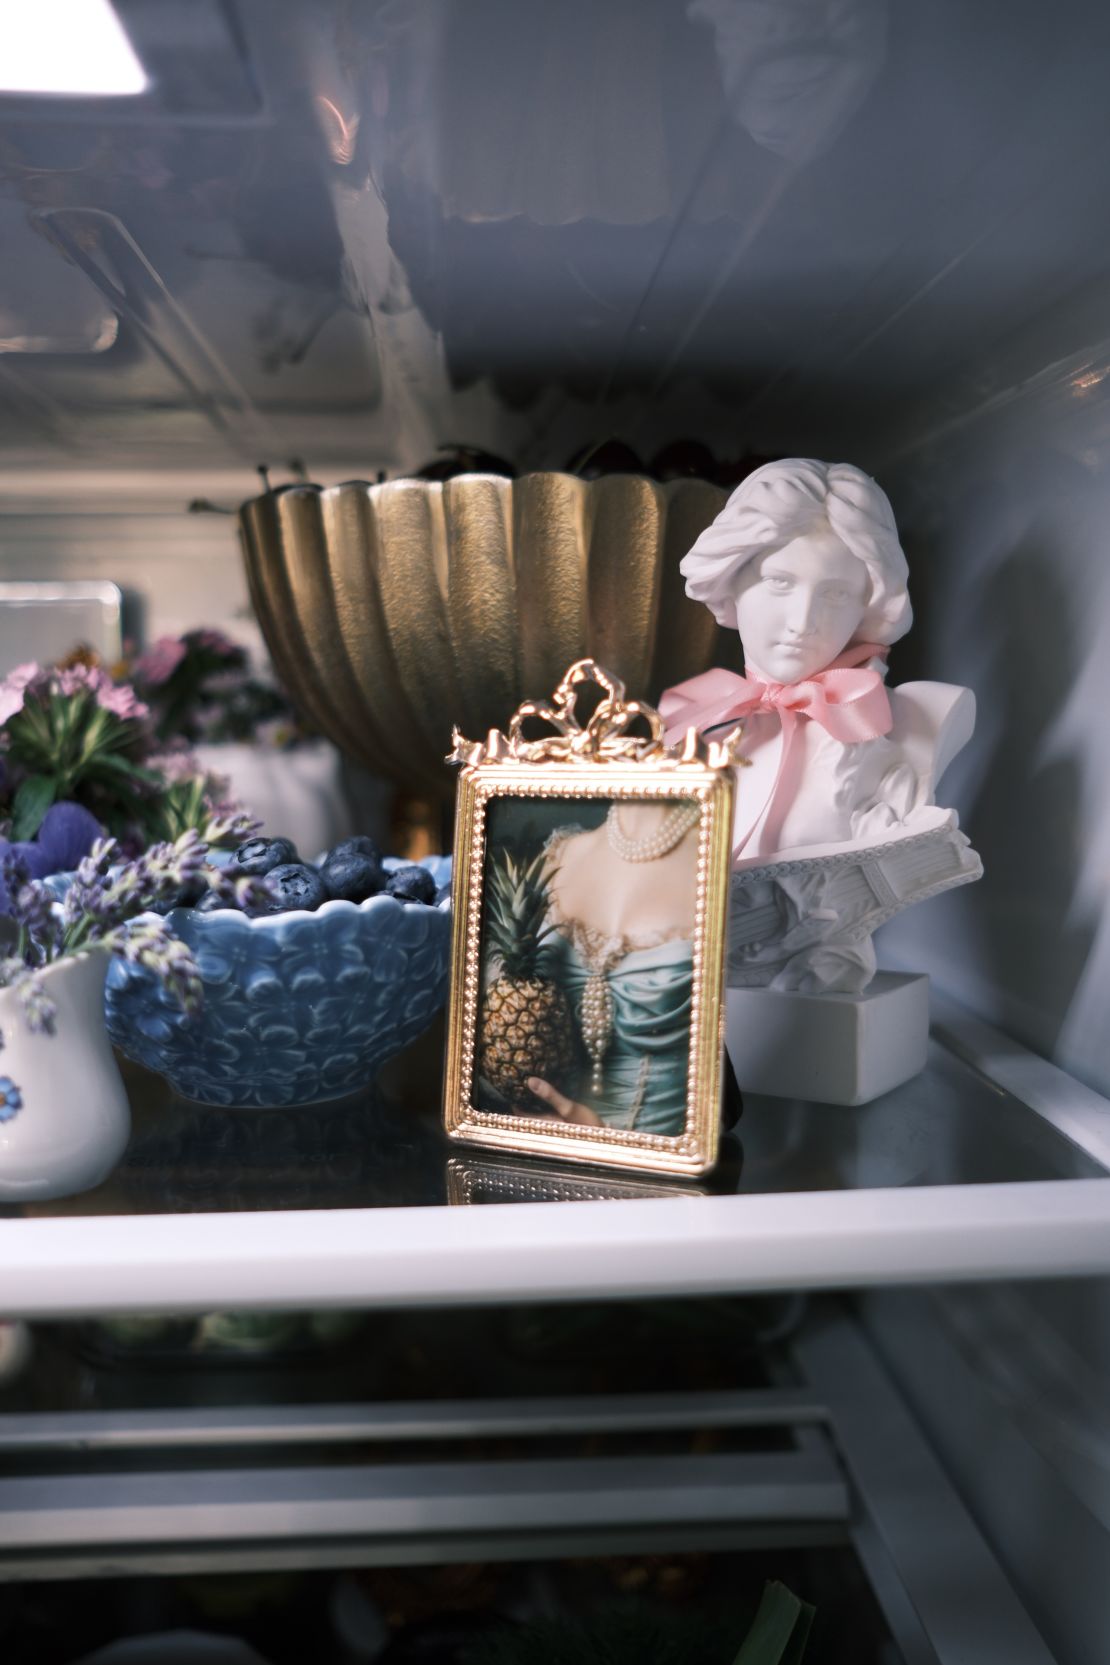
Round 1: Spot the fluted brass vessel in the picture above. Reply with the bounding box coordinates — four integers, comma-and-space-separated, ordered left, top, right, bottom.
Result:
238, 473, 736, 794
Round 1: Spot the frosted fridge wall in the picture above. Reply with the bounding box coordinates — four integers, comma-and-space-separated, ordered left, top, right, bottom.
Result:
884, 402, 1110, 1098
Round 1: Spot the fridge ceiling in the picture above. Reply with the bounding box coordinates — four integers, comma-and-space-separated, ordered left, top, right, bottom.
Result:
1, 0, 1109, 476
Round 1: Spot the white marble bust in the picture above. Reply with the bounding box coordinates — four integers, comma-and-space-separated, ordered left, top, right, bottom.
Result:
661, 458, 982, 993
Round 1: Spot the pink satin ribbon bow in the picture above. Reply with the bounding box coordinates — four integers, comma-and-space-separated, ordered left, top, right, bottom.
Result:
659, 643, 892, 859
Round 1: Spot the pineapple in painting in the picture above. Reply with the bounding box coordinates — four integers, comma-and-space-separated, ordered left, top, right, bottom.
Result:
478, 851, 579, 1112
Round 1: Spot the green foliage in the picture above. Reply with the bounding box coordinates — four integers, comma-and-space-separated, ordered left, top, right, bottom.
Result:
735, 1583, 814, 1665
10, 774, 57, 841
135, 773, 252, 849
139, 774, 210, 844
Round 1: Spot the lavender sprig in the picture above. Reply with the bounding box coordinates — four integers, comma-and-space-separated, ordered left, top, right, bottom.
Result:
0, 850, 31, 898
2, 853, 57, 964
62, 838, 119, 938
62, 830, 208, 948
1, 852, 35, 927
0, 956, 57, 1035
101, 918, 202, 1016
203, 808, 262, 847
0, 818, 212, 1128
117, 827, 207, 911
13, 883, 57, 963
201, 866, 274, 914
0, 829, 208, 1053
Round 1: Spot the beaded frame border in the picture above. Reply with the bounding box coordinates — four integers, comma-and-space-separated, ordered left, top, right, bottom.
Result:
442, 758, 734, 1176
445, 1154, 710, 1203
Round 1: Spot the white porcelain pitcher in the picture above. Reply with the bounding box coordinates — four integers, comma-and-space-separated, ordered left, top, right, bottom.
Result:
0, 951, 130, 1202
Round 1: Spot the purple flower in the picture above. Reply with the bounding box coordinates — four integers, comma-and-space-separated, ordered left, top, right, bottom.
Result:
197, 667, 248, 700
35, 802, 103, 875
53, 664, 100, 699
54, 664, 148, 722
20, 975, 56, 1033
96, 681, 149, 721
60, 839, 117, 932
0, 829, 204, 1039
0, 802, 106, 915
1, 841, 49, 881
145, 745, 201, 784
60, 830, 209, 935
0, 689, 25, 727
204, 868, 273, 912
0, 662, 43, 728
0, 846, 49, 922
0, 803, 103, 902
125, 828, 207, 907
188, 628, 240, 660
203, 806, 262, 846
134, 637, 187, 687
8, 876, 55, 951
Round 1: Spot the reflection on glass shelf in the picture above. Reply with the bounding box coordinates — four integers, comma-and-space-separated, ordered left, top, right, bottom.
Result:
0, 1294, 795, 1418
445, 1147, 744, 1204
1, 1039, 1101, 1222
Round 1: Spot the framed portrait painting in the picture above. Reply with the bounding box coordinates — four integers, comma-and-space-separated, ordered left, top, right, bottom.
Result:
443, 661, 738, 1177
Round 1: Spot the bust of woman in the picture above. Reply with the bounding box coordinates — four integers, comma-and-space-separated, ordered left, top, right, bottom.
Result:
661, 459, 982, 993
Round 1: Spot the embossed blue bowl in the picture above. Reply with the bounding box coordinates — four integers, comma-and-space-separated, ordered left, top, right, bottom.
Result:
103, 857, 452, 1108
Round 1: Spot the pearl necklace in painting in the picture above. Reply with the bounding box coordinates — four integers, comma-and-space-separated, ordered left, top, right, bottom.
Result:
576, 802, 699, 1098
605, 801, 700, 863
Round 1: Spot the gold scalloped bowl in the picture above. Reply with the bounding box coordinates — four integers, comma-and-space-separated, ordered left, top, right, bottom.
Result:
238, 473, 735, 794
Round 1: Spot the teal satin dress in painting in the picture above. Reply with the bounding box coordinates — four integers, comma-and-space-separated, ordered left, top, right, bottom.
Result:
543, 923, 693, 1137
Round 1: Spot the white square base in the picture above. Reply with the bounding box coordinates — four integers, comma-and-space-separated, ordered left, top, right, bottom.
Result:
726, 972, 930, 1106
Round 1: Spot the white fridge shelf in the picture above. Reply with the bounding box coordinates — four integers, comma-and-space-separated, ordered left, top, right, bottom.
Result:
3, 1008, 1109, 1319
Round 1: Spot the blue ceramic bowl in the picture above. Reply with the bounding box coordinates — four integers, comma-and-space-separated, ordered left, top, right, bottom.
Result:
103, 857, 452, 1108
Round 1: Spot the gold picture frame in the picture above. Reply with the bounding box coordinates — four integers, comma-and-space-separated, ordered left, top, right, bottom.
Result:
443, 660, 740, 1177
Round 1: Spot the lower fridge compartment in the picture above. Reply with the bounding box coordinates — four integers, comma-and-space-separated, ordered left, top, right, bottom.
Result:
0, 1543, 888, 1665
0, 1302, 1058, 1664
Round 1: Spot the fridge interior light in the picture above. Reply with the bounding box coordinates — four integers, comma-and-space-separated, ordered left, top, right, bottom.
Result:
0, 0, 147, 97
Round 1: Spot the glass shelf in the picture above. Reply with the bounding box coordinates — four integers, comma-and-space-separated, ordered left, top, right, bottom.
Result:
2, 1036, 1102, 1221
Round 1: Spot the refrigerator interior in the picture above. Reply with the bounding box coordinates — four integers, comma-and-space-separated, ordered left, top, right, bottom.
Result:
3, 1, 1110, 1660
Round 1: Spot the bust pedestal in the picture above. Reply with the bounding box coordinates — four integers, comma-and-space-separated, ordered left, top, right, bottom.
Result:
726, 972, 929, 1106
723, 820, 977, 1103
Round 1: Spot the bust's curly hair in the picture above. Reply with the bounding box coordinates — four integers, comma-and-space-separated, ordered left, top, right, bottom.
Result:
681, 458, 912, 648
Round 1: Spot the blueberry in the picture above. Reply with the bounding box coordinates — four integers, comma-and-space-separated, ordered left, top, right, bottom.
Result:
435, 882, 452, 906
384, 863, 437, 905
149, 874, 207, 916
255, 862, 327, 914
320, 850, 384, 903
232, 836, 297, 877
194, 888, 237, 914
325, 834, 383, 867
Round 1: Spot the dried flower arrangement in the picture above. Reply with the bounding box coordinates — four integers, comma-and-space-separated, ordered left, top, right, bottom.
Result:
0, 659, 258, 887
129, 628, 305, 747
